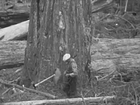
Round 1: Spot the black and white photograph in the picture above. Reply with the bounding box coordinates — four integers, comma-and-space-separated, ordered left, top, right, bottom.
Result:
0, 0, 140, 105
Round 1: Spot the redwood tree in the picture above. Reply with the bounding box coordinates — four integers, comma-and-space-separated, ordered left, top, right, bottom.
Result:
22, 0, 92, 92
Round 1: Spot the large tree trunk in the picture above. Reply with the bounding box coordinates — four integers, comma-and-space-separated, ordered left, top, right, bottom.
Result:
22, 0, 91, 92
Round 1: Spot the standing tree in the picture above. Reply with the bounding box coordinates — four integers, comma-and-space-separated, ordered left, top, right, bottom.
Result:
21, 0, 92, 95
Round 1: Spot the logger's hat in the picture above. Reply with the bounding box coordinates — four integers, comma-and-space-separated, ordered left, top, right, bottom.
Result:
63, 53, 71, 62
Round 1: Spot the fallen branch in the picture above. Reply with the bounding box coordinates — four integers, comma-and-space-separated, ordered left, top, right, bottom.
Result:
0, 79, 56, 99
2, 95, 115, 105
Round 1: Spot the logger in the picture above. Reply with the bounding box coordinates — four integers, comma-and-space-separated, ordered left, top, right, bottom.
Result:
62, 53, 78, 98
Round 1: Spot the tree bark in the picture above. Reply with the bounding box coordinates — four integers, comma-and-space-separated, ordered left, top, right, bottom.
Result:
0, 20, 29, 41
0, 41, 26, 70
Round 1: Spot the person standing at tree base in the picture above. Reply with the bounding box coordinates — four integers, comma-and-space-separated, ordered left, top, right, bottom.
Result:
62, 53, 78, 98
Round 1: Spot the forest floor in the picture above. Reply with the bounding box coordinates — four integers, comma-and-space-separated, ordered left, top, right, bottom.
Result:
0, 66, 140, 105
0, 66, 62, 102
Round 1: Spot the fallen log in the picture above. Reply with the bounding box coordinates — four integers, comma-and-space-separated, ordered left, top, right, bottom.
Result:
1, 95, 115, 105
0, 41, 26, 70
0, 20, 29, 41
0, 12, 29, 28
0, 1, 30, 28
90, 38, 140, 79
